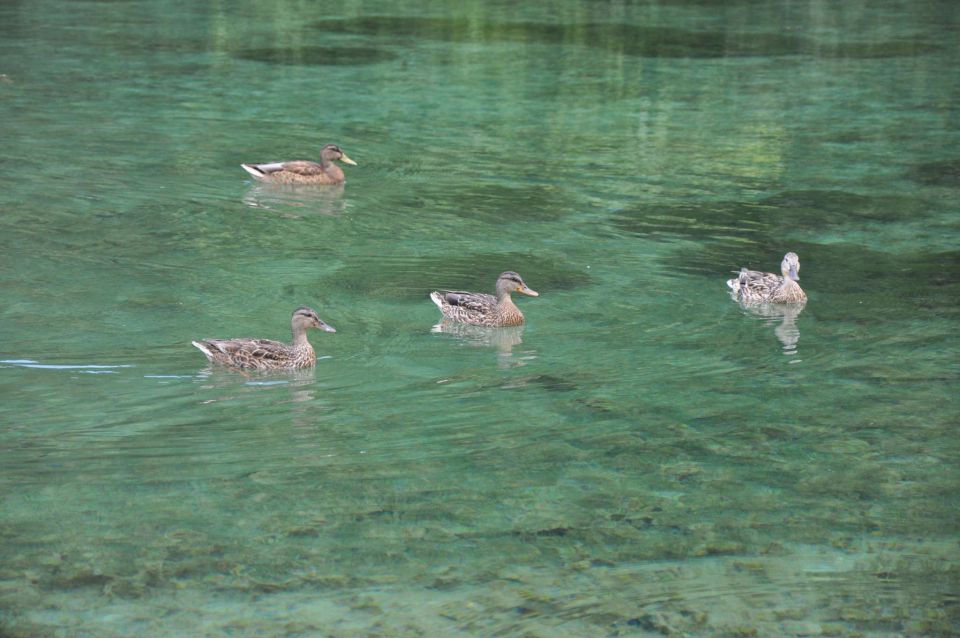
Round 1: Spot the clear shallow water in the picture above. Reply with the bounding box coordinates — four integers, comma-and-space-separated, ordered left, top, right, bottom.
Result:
1, 0, 958, 636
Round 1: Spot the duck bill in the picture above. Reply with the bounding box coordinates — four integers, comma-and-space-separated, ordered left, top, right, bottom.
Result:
787, 265, 800, 281
318, 321, 337, 333
339, 154, 357, 166
519, 286, 539, 297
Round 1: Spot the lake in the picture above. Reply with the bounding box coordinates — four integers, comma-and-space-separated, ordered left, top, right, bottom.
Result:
0, 0, 958, 636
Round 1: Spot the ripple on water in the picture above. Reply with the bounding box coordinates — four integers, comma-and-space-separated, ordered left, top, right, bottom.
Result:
609, 189, 945, 283
0, 359, 135, 371
312, 17, 941, 59
311, 17, 803, 58
609, 190, 932, 246
233, 46, 398, 66
908, 158, 960, 188
654, 241, 960, 325
435, 182, 572, 223
326, 252, 592, 301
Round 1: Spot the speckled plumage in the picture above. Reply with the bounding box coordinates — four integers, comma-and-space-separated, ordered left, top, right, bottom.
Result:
430, 271, 539, 327
727, 252, 807, 304
241, 144, 356, 185
192, 307, 336, 370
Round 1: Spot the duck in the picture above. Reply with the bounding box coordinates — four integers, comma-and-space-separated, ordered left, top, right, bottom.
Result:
430, 271, 539, 327
727, 252, 806, 304
191, 306, 336, 370
241, 144, 357, 185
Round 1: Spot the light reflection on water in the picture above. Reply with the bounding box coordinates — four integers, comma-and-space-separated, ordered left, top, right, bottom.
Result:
0, 0, 958, 636
1, 359, 136, 370
242, 183, 350, 217
732, 301, 806, 357
431, 323, 533, 369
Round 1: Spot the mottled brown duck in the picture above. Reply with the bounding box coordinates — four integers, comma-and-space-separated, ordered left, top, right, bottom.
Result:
241, 144, 357, 185
727, 252, 806, 304
430, 271, 539, 327
191, 307, 336, 370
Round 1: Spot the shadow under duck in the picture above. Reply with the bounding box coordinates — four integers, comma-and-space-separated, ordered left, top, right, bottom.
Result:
727, 252, 807, 304
241, 143, 357, 185
191, 307, 336, 370
430, 271, 539, 327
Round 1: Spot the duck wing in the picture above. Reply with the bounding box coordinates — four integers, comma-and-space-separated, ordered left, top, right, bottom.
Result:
439, 291, 497, 314
276, 161, 325, 176
737, 268, 777, 287
242, 161, 325, 178
732, 268, 785, 302
203, 338, 294, 366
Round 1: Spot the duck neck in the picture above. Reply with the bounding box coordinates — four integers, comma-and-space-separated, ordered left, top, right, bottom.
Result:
498, 292, 523, 318
323, 162, 344, 180
291, 327, 311, 349
500, 294, 526, 325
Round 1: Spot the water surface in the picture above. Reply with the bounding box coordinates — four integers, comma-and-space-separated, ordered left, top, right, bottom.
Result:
1, 0, 958, 636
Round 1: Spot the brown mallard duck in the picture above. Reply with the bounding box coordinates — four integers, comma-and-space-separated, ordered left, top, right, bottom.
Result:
191, 307, 336, 370
430, 271, 539, 327
727, 252, 807, 304
241, 144, 357, 185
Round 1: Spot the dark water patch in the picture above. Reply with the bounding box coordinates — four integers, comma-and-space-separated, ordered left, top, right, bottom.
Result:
828, 130, 871, 145
608, 200, 779, 278
587, 0, 771, 3
527, 374, 579, 393
795, 245, 960, 299
329, 252, 591, 301
610, 200, 763, 242
499, 373, 584, 394
446, 183, 571, 223
909, 158, 960, 188
233, 46, 397, 66
610, 190, 932, 267
652, 236, 960, 320
759, 190, 927, 224
313, 17, 939, 59
391, 182, 569, 223
706, 243, 960, 325
519, 526, 570, 538
92, 30, 210, 56
814, 39, 941, 59
312, 17, 809, 59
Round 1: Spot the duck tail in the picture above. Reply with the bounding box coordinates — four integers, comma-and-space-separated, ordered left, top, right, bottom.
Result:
241, 163, 265, 179
191, 340, 214, 360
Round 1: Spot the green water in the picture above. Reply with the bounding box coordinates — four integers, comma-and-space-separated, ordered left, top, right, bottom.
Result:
1, 0, 958, 635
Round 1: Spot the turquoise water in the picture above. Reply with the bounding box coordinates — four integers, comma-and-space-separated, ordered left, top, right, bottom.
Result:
1, 0, 958, 635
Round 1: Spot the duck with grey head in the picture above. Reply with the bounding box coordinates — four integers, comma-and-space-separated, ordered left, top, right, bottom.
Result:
241, 143, 357, 185
430, 271, 539, 327
192, 307, 336, 370
727, 252, 806, 304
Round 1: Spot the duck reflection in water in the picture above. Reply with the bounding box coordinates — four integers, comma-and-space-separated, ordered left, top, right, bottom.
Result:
196, 365, 320, 405
242, 182, 348, 217
431, 322, 535, 369
736, 301, 806, 356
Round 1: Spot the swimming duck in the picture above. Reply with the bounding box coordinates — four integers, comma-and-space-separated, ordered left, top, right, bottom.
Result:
191, 307, 336, 370
430, 271, 539, 327
241, 144, 357, 185
727, 252, 806, 304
